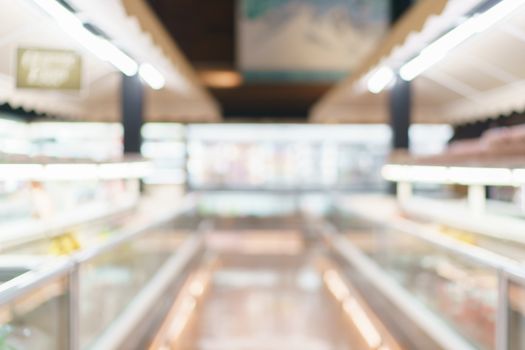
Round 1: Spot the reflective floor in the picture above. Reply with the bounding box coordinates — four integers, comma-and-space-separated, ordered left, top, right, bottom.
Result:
176, 231, 358, 350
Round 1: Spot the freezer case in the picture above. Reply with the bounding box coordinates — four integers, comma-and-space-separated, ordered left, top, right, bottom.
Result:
0, 204, 203, 350
327, 207, 524, 350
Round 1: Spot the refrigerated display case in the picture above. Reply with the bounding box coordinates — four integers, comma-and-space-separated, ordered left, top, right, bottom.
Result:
0, 260, 73, 350
140, 123, 187, 186
77, 223, 198, 349
0, 198, 202, 350
0, 158, 151, 253
28, 122, 123, 160
186, 124, 391, 192
324, 199, 525, 350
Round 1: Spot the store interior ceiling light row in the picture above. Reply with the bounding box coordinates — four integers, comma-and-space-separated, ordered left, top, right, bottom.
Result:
3, 0, 524, 125
312, 0, 525, 124
0, 0, 220, 122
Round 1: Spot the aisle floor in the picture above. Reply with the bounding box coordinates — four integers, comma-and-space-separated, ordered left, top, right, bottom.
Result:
177, 244, 357, 350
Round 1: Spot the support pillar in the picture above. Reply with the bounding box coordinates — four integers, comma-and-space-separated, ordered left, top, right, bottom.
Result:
468, 185, 486, 216
388, 75, 411, 195
122, 73, 144, 154
388, 0, 414, 195
389, 77, 411, 150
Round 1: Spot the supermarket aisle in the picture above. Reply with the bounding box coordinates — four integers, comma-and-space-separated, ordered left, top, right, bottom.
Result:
142, 219, 365, 350
178, 250, 355, 350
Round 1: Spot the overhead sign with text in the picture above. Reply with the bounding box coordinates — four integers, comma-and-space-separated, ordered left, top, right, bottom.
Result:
16, 48, 82, 90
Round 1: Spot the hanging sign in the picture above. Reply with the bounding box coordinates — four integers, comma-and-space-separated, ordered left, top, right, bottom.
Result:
16, 47, 82, 90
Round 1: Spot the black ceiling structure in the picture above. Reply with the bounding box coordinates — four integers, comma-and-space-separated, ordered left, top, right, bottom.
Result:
147, 0, 414, 122
147, 0, 343, 121
0, 1, 413, 123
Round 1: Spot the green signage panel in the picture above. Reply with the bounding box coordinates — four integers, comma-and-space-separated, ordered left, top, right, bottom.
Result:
16, 48, 82, 90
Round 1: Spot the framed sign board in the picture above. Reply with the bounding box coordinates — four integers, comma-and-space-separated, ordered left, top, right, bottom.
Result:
16, 47, 82, 90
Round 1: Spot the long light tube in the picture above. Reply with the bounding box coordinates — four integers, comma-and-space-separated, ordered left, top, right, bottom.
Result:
30, 0, 138, 76
367, 66, 395, 94
400, 0, 525, 81
0, 164, 44, 181
44, 164, 99, 181
139, 63, 166, 90
0, 161, 151, 182
381, 164, 525, 187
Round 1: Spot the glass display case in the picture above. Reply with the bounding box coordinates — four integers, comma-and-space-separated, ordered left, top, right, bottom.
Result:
141, 123, 187, 186
0, 159, 151, 252
0, 262, 72, 350
354, 222, 497, 349
328, 206, 524, 350
186, 124, 391, 191
0, 118, 145, 251
78, 224, 190, 349
28, 122, 123, 160
0, 204, 202, 350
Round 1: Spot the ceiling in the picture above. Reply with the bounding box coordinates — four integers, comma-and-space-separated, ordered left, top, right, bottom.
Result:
0, 0, 220, 123
312, 0, 525, 125
146, 0, 334, 122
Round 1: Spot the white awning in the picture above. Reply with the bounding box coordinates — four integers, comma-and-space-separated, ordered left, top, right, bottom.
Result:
0, 0, 221, 122
311, 0, 525, 124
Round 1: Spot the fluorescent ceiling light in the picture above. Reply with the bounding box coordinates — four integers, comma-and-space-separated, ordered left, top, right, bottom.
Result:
44, 164, 99, 181
139, 63, 166, 90
448, 166, 513, 186
0, 164, 44, 181
381, 164, 410, 182
30, 0, 138, 76
410, 165, 449, 183
367, 66, 394, 94
400, 0, 525, 81
512, 169, 525, 183
382, 164, 521, 186
198, 70, 243, 89
0, 161, 151, 182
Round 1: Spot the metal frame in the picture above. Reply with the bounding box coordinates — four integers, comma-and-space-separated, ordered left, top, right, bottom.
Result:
496, 270, 509, 350
0, 260, 74, 305
496, 267, 525, 350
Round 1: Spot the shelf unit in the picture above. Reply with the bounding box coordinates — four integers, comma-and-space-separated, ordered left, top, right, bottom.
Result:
0, 158, 153, 252
378, 159, 525, 250
0, 200, 137, 252
0, 158, 152, 182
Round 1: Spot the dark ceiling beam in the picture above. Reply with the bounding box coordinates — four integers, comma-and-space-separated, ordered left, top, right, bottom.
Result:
390, 0, 414, 24
147, 0, 389, 121
147, 0, 235, 66
212, 84, 332, 120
